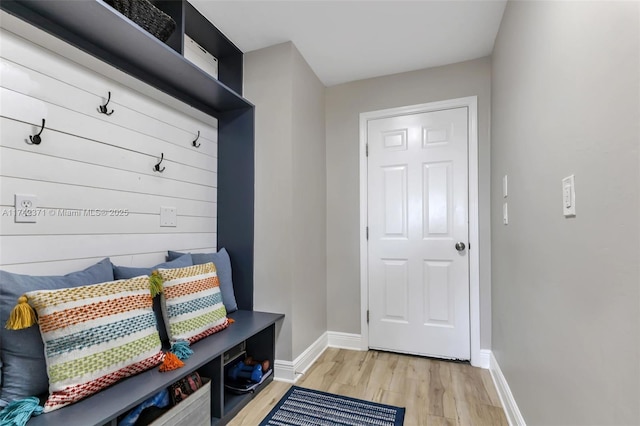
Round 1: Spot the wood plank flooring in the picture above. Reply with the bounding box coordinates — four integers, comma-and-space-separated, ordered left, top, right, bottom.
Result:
228, 348, 507, 426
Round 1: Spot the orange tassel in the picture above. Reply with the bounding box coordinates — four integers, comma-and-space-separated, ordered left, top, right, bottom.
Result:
159, 351, 184, 372
227, 318, 235, 324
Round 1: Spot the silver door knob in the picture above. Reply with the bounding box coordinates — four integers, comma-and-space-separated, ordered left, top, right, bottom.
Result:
455, 242, 466, 251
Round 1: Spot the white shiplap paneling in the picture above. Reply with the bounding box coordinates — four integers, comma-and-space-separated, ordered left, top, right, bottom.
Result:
0, 116, 218, 187
0, 177, 216, 217
0, 30, 218, 146
0, 26, 218, 274
0, 61, 219, 161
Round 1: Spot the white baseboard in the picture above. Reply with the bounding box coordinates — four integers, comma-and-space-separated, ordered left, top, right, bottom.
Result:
489, 351, 526, 426
477, 349, 491, 369
273, 359, 296, 383
274, 332, 328, 383
274, 331, 365, 382
295, 332, 328, 377
327, 332, 363, 350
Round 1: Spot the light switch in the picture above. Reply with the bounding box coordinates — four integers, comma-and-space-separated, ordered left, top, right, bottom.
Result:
563, 186, 571, 208
503, 202, 508, 225
562, 175, 576, 217
503, 175, 508, 198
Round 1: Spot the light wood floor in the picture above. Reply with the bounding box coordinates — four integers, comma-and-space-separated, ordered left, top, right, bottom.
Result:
228, 348, 508, 426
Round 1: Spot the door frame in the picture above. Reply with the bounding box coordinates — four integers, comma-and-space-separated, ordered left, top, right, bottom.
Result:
359, 96, 481, 366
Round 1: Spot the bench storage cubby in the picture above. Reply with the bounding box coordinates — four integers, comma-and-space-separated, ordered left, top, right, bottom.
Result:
24, 310, 283, 426
150, 378, 211, 426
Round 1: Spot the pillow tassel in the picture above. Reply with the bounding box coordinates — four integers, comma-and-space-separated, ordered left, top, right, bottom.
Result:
0, 396, 43, 426
149, 270, 164, 297
5, 296, 37, 330
170, 340, 193, 361
159, 351, 184, 372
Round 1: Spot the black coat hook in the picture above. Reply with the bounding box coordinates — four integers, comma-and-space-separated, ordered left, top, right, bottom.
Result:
29, 119, 45, 145
98, 91, 114, 116
153, 153, 165, 173
192, 131, 201, 148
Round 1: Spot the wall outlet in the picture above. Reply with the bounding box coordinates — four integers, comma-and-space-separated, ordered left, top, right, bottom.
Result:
160, 206, 177, 227
15, 194, 38, 223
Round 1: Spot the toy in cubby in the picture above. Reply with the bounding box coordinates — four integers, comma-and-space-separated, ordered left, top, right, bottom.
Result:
228, 361, 262, 383
227, 356, 270, 384
244, 356, 270, 373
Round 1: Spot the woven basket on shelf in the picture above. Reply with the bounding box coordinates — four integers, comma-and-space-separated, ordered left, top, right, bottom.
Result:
104, 0, 177, 43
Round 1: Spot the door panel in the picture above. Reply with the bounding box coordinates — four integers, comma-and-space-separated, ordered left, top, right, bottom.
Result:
368, 107, 470, 359
382, 166, 408, 237
424, 162, 452, 236
423, 260, 453, 326
382, 259, 409, 321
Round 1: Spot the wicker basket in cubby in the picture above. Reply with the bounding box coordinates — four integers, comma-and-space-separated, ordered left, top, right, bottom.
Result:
104, 0, 176, 42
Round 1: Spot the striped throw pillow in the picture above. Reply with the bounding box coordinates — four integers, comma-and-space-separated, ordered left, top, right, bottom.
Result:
25, 276, 164, 412
158, 263, 229, 344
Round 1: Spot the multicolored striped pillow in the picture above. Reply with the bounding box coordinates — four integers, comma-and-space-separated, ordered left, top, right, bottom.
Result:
157, 263, 229, 344
25, 276, 164, 412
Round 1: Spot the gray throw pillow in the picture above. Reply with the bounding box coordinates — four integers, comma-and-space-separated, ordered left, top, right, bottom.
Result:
112, 253, 193, 280
0, 258, 114, 407
166, 248, 238, 312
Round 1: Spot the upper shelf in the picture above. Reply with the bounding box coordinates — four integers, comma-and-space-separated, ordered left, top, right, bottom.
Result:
0, 0, 252, 117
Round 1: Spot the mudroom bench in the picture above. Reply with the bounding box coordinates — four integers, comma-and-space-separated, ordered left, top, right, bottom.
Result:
26, 310, 283, 426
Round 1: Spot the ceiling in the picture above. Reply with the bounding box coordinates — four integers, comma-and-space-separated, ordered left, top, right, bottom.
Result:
190, 0, 507, 87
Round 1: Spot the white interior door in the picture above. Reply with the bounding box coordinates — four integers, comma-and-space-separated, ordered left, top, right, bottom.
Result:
367, 107, 470, 360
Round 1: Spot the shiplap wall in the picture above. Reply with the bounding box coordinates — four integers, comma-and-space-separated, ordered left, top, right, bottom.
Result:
0, 26, 218, 275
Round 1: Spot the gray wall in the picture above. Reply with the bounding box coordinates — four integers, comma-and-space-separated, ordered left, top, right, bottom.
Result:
325, 58, 493, 350
291, 46, 328, 357
491, 2, 640, 425
245, 42, 327, 362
